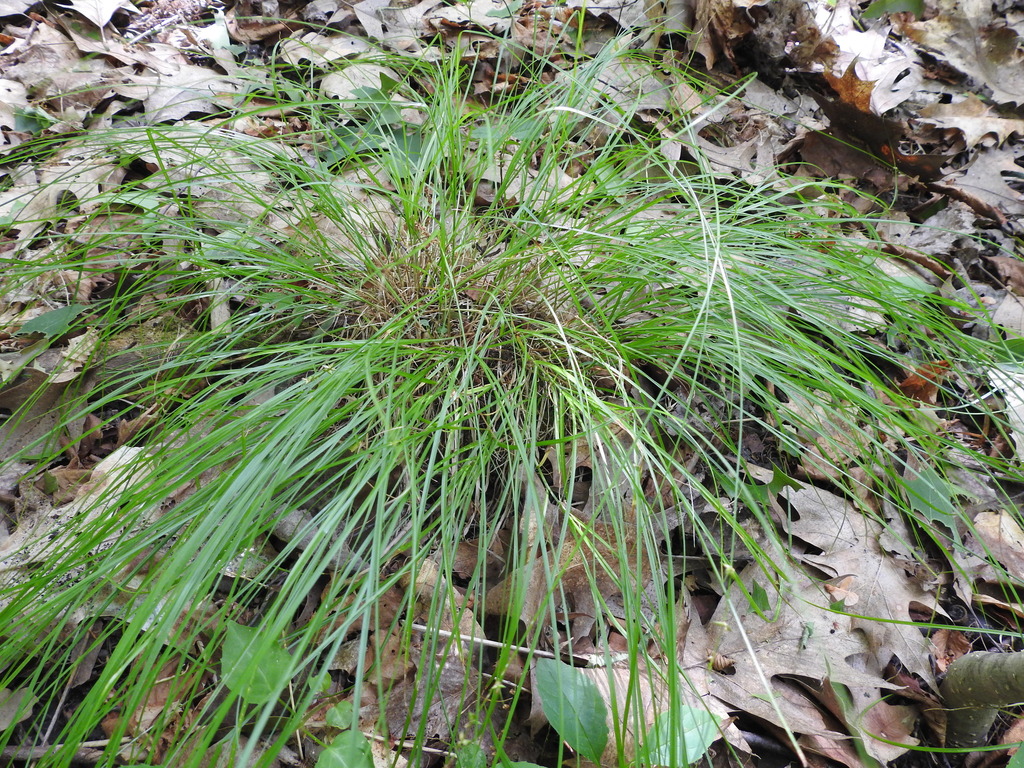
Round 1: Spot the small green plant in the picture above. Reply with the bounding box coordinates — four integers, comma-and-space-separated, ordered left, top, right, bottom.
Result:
317, 702, 375, 768
525, 657, 718, 767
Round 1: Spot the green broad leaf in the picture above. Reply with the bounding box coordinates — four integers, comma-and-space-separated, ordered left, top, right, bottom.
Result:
378, 73, 402, 93
221, 622, 292, 705
469, 118, 540, 142
718, 473, 766, 507
455, 742, 487, 768
89, 187, 168, 213
349, 86, 392, 105
645, 706, 719, 767
905, 466, 960, 544
198, 229, 252, 262
346, 79, 402, 124
997, 341, 1024, 363
14, 106, 57, 134
317, 729, 374, 768
330, 123, 422, 165
308, 671, 331, 694
376, 103, 403, 125
262, 292, 300, 310
15, 304, 89, 338
349, 73, 401, 102
0, 199, 27, 227
861, 0, 923, 19
750, 580, 770, 614
725, 467, 800, 515
39, 472, 59, 494
767, 467, 800, 494
326, 700, 355, 728
533, 658, 608, 763
486, 0, 523, 17
388, 127, 424, 169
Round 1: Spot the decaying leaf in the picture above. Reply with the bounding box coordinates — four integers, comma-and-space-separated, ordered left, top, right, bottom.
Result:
899, 0, 1024, 106
918, 95, 1024, 149
58, 0, 136, 28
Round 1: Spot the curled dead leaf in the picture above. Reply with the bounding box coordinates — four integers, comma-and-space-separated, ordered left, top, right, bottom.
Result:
896, 361, 950, 404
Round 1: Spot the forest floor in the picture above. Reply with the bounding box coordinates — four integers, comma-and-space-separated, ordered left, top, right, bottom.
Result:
2, 0, 1024, 765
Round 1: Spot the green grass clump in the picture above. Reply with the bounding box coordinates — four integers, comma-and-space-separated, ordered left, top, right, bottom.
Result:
0, 43, 1013, 766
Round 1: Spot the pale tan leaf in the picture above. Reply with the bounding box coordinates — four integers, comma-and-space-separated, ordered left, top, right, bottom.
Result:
990, 293, 1024, 339
0, 80, 28, 134
918, 95, 1024, 149
952, 146, 1024, 219
0, 687, 37, 729
989, 256, 1024, 295
781, 483, 940, 686
899, 0, 1024, 106
58, 0, 136, 28
321, 63, 401, 100
972, 509, 1024, 582
278, 32, 370, 65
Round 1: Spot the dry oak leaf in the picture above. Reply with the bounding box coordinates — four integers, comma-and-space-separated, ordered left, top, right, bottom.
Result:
705, 560, 914, 766
815, 63, 948, 180
824, 61, 876, 113
928, 628, 972, 673
918, 95, 1024, 149
952, 146, 1024, 220
896, 361, 951, 405
972, 508, 1024, 583
898, 0, 1024, 106
988, 255, 1024, 295
59, 0, 135, 27
780, 483, 941, 687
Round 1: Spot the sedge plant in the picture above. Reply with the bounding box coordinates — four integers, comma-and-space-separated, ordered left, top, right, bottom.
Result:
0, 39, 1018, 767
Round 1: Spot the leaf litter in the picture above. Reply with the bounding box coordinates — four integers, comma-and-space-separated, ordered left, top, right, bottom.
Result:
1, 0, 1024, 762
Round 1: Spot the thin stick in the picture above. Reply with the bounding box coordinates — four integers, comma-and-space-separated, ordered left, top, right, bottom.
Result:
408, 622, 559, 659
